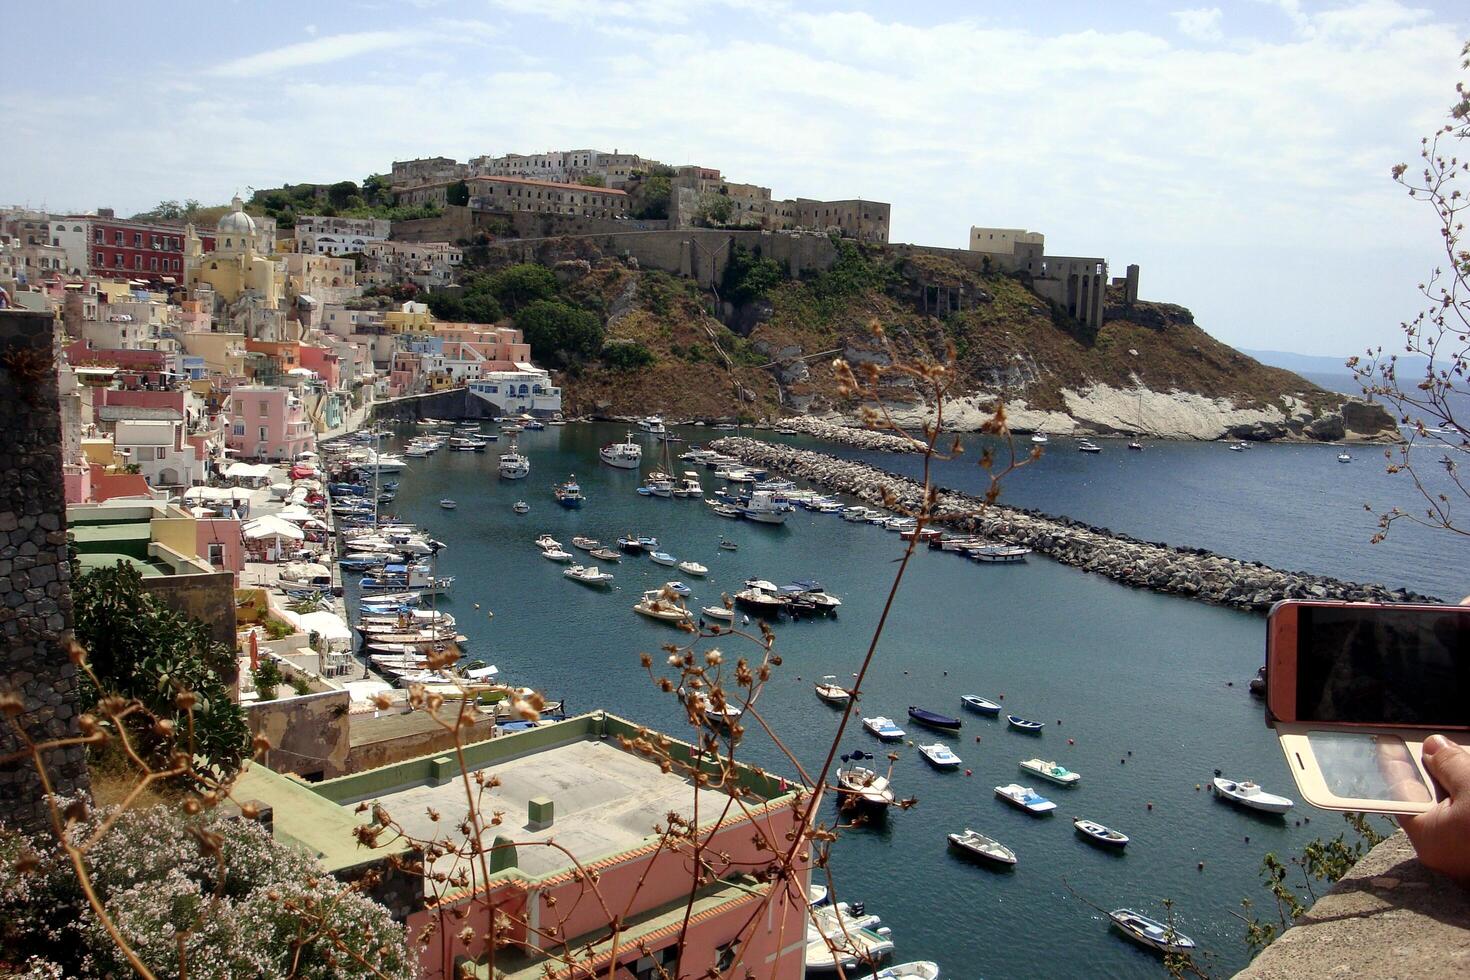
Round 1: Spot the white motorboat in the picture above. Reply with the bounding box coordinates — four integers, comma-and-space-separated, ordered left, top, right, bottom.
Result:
1109, 909, 1196, 955
968, 545, 1031, 563
1077, 440, 1102, 454
683, 688, 743, 727
571, 536, 600, 551
1019, 758, 1080, 786
498, 449, 530, 479
1212, 776, 1294, 814
512, 501, 530, 514
564, 564, 614, 586
599, 431, 643, 469
1031, 432, 1049, 444
700, 604, 735, 621
632, 590, 694, 624
862, 716, 906, 741
918, 743, 962, 769
864, 963, 939, 980
740, 490, 789, 524
1074, 818, 1130, 848
541, 548, 573, 562
805, 906, 895, 973
649, 550, 678, 566
994, 783, 1057, 815
534, 534, 562, 551
808, 883, 829, 907
677, 560, 707, 577
814, 675, 850, 706
1337, 452, 1352, 463
947, 828, 1017, 867
439, 498, 457, 510
835, 766, 896, 809
671, 471, 704, 498
638, 414, 667, 434
1227, 442, 1246, 452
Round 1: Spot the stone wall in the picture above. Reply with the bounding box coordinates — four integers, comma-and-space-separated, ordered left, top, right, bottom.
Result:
0, 309, 89, 833
370, 386, 496, 423
142, 569, 238, 649
709, 436, 1438, 610
344, 713, 497, 775
245, 688, 352, 781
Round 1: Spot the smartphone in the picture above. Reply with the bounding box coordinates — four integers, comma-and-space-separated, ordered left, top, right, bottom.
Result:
1265, 600, 1470, 814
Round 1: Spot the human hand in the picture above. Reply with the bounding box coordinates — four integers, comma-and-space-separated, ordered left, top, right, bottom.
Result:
1400, 735, 1470, 881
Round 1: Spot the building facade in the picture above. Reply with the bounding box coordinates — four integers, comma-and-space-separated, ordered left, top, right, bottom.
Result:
466, 176, 629, 219
226, 385, 314, 461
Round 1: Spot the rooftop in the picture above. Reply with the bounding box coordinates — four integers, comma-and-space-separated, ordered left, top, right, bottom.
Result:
469, 174, 628, 196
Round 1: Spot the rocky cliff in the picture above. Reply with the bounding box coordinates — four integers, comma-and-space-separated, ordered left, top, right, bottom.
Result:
488, 242, 1394, 442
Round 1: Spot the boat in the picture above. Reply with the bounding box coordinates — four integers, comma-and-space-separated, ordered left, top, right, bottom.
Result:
700, 604, 734, 621
662, 580, 691, 596
707, 501, 743, 519
960, 695, 1002, 716
589, 547, 622, 562
1128, 441, 1144, 451
632, 590, 694, 624
1108, 909, 1196, 955
804, 911, 895, 973
739, 490, 789, 525
448, 437, 486, 453
1006, 714, 1045, 734
498, 447, 530, 480
814, 675, 850, 706
570, 536, 599, 552
1249, 665, 1267, 697
835, 766, 895, 810
1212, 775, 1295, 814
641, 474, 674, 498
807, 883, 829, 907
554, 476, 585, 509
1030, 432, 1049, 444
648, 550, 678, 566
947, 828, 1017, 867
862, 716, 906, 741
512, 501, 530, 514
1337, 452, 1352, 463
677, 560, 708, 577
617, 535, 649, 554
863, 962, 940, 980
534, 534, 562, 551
439, 499, 457, 510
1074, 818, 1129, 849
918, 743, 962, 769
671, 471, 704, 498
1019, 758, 1080, 786
599, 431, 643, 469
718, 538, 738, 550
1077, 440, 1102, 454
1227, 442, 1246, 452
908, 706, 961, 732
564, 564, 614, 586
968, 545, 1032, 563
638, 414, 667, 434
994, 783, 1056, 815
733, 587, 787, 616
682, 688, 743, 728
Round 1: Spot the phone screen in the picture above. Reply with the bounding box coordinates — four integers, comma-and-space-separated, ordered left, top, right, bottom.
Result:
1296, 606, 1470, 725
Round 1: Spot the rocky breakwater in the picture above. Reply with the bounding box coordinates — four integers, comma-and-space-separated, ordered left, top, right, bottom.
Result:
775, 416, 924, 453
709, 437, 1436, 611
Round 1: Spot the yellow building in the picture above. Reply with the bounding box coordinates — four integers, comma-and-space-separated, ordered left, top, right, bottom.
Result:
382, 301, 433, 333
185, 197, 280, 309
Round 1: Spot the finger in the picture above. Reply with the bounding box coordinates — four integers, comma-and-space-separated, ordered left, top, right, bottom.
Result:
1422, 735, 1470, 797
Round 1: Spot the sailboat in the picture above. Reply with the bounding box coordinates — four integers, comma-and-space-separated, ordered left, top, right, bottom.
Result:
499, 431, 530, 480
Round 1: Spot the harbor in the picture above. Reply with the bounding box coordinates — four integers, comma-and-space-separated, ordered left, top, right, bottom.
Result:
295, 417, 1382, 978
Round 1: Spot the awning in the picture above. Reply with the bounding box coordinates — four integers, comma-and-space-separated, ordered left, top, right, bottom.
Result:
183, 486, 252, 503
242, 515, 305, 541
224, 462, 274, 480
292, 611, 352, 643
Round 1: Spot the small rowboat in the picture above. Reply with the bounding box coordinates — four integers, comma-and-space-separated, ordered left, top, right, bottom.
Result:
815, 675, 850, 706
1109, 909, 1196, 955
1006, 714, 1044, 734
701, 605, 734, 621
1074, 818, 1129, 849
960, 694, 1002, 715
541, 548, 573, 562
947, 828, 1017, 867
571, 536, 599, 551
649, 551, 678, 566
835, 766, 895, 810
1212, 776, 1294, 814
994, 783, 1056, 815
589, 547, 621, 563
862, 716, 906, 741
1020, 758, 1079, 786
718, 538, 738, 550
908, 706, 962, 732
918, 743, 962, 769
866, 961, 942, 979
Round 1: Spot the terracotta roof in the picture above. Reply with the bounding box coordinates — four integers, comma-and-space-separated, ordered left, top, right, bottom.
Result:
468, 175, 627, 196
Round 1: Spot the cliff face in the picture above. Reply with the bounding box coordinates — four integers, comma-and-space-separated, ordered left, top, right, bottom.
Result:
524, 249, 1393, 441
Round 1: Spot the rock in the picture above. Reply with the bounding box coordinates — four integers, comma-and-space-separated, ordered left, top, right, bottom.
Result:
1305, 413, 1347, 441
1341, 398, 1396, 438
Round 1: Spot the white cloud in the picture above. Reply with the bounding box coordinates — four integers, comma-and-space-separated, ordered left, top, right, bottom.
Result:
1172, 7, 1224, 42
210, 31, 418, 77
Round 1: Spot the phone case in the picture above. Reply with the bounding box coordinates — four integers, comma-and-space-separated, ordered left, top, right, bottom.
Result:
1275, 722, 1440, 815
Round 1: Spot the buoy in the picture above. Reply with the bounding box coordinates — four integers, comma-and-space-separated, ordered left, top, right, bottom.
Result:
943, 670, 948, 675
1226, 681, 1234, 686
1057, 720, 1062, 726
1146, 802, 1153, 810
1067, 738, 1075, 746
1120, 759, 1126, 764
1127, 750, 1133, 756
1195, 784, 1201, 791
1304, 816, 1310, 823
999, 693, 1005, 699
1244, 836, 1250, 843
964, 769, 972, 776
975, 735, 981, 743
1198, 861, 1205, 871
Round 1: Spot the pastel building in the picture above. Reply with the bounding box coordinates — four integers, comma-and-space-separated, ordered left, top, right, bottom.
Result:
226, 386, 314, 461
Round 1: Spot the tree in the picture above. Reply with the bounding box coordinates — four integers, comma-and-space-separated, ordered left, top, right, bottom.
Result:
327, 180, 360, 208
579, 173, 606, 188
723, 244, 785, 305
695, 192, 734, 227
1352, 41, 1470, 542
514, 299, 604, 364
601, 338, 655, 370
361, 173, 391, 206
485, 263, 559, 313
634, 174, 671, 220
446, 180, 470, 206
71, 562, 250, 783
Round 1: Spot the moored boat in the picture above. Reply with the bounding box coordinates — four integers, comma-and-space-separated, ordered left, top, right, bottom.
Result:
908, 706, 962, 732
677, 560, 708, 577
564, 564, 614, 586
599, 431, 643, 469
1074, 818, 1129, 848
632, 590, 693, 625
1108, 909, 1195, 955
1006, 714, 1045, 734
947, 828, 1017, 867
815, 675, 850, 705
512, 500, 530, 514
649, 550, 678, 566
589, 547, 622, 562
863, 962, 940, 980
994, 783, 1056, 815
918, 743, 962, 768
862, 716, 906, 741
835, 766, 895, 810
700, 604, 734, 621
1019, 758, 1080, 786
554, 475, 585, 509
1211, 775, 1294, 814
960, 694, 1002, 715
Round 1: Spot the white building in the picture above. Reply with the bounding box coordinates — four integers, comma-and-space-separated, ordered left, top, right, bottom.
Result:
113, 418, 206, 488
468, 367, 562, 417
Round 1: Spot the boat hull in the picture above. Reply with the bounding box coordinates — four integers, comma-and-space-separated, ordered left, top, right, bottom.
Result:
908, 707, 962, 732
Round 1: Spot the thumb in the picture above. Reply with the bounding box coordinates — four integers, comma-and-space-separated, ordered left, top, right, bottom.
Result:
1423, 735, 1470, 799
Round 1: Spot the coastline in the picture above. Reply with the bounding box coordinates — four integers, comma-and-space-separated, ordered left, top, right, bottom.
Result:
708, 435, 1439, 610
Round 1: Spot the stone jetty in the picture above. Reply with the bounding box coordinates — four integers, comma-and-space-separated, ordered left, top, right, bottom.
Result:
709, 437, 1437, 611
774, 416, 925, 453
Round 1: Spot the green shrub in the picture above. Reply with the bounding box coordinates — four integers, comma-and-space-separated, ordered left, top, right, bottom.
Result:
515, 299, 604, 365
722, 245, 785, 305
252, 658, 284, 701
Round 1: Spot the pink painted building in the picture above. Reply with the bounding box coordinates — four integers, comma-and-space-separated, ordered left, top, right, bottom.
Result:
226, 386, 315, 462
297, 344, 341, 389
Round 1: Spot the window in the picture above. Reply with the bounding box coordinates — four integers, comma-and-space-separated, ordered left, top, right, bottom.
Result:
114, 231, 123, 245
156, 447, 166, 460
134, 255, 142, 269
133, 233, 142, 246
94, 229, 103, 243
207, 543, 224, 567
233, 423, 244, 435
95, 251, 104, 266
150, 257, 158, 271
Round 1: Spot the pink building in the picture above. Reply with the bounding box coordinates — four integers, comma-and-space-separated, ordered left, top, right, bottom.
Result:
63, 339, 165, 372
195, 517, 245, 582
226, 386, 315, 461
297, 344, 341, 389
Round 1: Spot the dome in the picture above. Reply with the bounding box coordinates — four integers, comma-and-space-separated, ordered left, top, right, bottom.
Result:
217, 196, 257, 236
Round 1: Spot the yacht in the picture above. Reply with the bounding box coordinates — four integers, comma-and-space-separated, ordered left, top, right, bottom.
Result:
671, 471, 704, 498
599, 431, 643, 469
554, 476, 585, 509
739, 490, 789, 525
1077, 440, 1103, 454
1031, 432, 1049, 444
638, 415, 667, 435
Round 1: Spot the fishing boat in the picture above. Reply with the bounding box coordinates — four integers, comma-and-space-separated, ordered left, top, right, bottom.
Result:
554, 476, 585, 509
863, 962, 939, 980
571, 536, 600, 551
1020, 758, 1079, 786
960, 694, 1002, 716
662, 580, 691, 596
739, 490, 789, 524
534, 534, 562, 551
835, 766, 895, 810
814, 675, 850, 705
1212, 775, 1295, 814
564, 564, 614, 586
1108, 909, 1196, 955
918, 743, 962, 769
700, 604, 734, 621
649, 550, 678, 566
1006, 714, 1045, 734
1337, 452, 1352, 463
1078, 440, 1103, 454
498, 446, 530, 480
994, 783, 1056, 815
908, 706, 962, 732
1030, 432, 1049, 444
862, 716, 906, 741
718, 538, 738, 550
671, 471, 704, 498
1074, 818, 1129, 849
947, 828, 1017, 867
599, 431, 643, 469
541, 548, 573, 562
632, 590, 693, 625
589, 547, 622, 562
677, 560, 708, 577
968, 545, 1032, 563
439, 499, 457, 510
512, 501, 530, 514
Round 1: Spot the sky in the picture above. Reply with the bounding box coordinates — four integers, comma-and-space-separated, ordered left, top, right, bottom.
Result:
3, 0, 1466, 356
